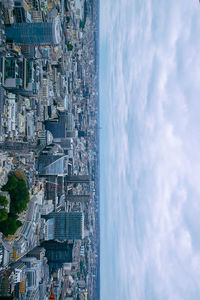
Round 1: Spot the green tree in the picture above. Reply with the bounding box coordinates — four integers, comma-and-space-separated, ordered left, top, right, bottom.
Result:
0, 208, 8, 222
2, 175, 18, 192
67, 43, 73, 51
0, 195, 8, 207
0, 174, 30, 235
0, 214, 22, 236
16, 220, 22, 227
2, 175, 29, 215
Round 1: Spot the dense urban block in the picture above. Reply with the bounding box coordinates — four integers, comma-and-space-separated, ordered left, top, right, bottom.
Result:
0, 0, 100, 299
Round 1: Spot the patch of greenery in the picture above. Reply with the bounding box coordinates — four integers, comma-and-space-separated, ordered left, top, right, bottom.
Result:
0, 214, 22, 236
67, 43, 73, 51
0, 194, 8, 207
2, 174, 29, 214
0, 208, 8, 222
66, 16, 70, 23
0, 195, 9, 222
0, 174, 29, 236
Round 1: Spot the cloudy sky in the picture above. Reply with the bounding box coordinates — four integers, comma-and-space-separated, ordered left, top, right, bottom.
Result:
100, 0, 200, 299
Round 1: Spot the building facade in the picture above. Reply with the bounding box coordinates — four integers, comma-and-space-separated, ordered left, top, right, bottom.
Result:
5, 20, 62, 45
43, 212, 84, 241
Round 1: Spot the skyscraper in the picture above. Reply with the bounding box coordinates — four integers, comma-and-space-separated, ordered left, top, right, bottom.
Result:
45, 111, 75, 139
5, 20, 62, 45
37, 144, 69, 176
41, 241, 73, 273
43, 212, 84, 241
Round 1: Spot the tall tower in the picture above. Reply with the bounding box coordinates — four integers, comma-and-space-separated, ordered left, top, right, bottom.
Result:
43, 212, 84, 241
5, 20, 62, 45
41, 240, 73, 273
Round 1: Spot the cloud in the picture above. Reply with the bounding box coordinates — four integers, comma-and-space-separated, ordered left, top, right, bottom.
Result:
100, 0, 200, 299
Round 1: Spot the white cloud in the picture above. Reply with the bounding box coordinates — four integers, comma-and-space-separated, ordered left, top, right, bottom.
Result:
100, 0, 200, 299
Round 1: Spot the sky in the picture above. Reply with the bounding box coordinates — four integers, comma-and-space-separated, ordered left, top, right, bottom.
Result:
100, 0, 200, 299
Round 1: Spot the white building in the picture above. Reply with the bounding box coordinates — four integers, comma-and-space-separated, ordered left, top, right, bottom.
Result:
6, 93, 17, 138
22, 257, 42, 294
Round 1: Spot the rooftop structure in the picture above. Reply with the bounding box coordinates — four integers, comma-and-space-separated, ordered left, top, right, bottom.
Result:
41, 240, 73, 273
13, 0, 32, 23
1, 57, 38, 96
42, 212, 84, 241
5, 20, 62, 45
38, 144, 69, 176
45, 112, 75, 139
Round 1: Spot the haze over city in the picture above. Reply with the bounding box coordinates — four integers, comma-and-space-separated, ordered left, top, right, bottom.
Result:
100, 0, 200, 299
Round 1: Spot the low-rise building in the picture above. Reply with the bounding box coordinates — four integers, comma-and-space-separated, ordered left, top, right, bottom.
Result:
0, 234, 12, 269
1, 57, 38, 96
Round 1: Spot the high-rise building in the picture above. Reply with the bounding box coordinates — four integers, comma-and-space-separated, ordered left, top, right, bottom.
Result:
5, 20, 62, 45
41, 241, 73, 272
1, 57, 38, 96
53, 137, 73, 151
13, 0, 32, 23
37, 144, 69, 176
45, 111, 75, 139
43, 212, 84, 241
